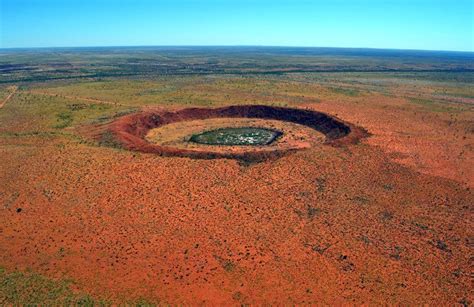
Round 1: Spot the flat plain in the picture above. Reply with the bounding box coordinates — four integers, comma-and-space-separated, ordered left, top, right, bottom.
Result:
0, 47, 473, 305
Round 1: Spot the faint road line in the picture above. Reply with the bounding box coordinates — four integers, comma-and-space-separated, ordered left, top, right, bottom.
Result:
27, 90, 122, 106
0, 86, 18, 109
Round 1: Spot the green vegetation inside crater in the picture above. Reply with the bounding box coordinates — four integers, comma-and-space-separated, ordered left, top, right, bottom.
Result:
189, 127, 282, 146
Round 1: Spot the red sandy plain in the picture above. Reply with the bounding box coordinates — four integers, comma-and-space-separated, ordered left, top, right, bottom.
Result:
0, 88, 473, 304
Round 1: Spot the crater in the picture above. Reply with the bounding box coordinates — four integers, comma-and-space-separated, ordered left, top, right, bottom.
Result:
92, 105, 368, 162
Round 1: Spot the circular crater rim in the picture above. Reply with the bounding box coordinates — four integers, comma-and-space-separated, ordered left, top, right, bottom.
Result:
93, 104, 369, 162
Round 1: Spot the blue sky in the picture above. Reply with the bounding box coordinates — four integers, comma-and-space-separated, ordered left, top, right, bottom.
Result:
1, 0, 472, 51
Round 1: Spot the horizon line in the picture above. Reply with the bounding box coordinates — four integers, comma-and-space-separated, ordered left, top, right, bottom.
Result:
1, 44, 473, 54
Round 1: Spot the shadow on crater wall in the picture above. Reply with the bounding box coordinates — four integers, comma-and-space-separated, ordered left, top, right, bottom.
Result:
94, 105, 369, 162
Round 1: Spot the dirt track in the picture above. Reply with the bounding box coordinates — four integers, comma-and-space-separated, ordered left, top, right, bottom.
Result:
27, 90, 120, 106
0, 86, 18, 109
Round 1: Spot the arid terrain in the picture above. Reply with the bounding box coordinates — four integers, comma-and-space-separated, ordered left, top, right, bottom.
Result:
0, 47, 473, 305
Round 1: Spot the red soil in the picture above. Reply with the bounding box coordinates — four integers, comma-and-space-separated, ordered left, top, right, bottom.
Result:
313, 95, 474, 188
0, 102, 472, 304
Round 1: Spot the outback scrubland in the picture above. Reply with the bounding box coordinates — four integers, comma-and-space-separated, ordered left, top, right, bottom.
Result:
0, 47, 473, 305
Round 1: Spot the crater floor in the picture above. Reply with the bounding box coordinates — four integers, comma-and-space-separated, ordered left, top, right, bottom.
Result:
146, 117, 324, 153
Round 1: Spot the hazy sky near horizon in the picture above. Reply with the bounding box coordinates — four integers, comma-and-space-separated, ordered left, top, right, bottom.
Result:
1, 0, 472, 51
